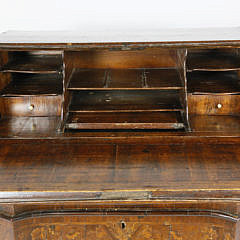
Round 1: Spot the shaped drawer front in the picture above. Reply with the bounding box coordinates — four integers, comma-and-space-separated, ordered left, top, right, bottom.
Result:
7, 214, 236, 240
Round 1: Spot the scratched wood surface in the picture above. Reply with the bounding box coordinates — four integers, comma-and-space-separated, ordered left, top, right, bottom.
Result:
0, 142, 239, 239
0, 143, 239, 200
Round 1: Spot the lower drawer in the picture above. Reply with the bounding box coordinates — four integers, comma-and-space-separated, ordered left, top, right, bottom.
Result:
0, 213, 236, 240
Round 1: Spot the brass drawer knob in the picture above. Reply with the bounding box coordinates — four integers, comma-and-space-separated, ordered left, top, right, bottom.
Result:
28, 104, 34, 111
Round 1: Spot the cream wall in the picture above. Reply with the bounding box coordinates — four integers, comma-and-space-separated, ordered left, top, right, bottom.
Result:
0, 0, 239, 32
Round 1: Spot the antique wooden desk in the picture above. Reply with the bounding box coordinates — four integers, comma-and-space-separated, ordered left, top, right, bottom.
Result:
0, 28, 240, 239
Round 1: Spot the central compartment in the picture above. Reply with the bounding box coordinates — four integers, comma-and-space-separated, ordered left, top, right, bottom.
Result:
63, 48, 187, 130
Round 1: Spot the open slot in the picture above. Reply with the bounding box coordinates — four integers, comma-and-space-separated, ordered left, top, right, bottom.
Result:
62, 48, 188, 131
67, 68, 183, 90
187, 49, 240, 71
69, 90, 182, 113
0, 73, 63, 96
66, 89, 184, 130
187, 71, 240, 94
0, 51, 63, 73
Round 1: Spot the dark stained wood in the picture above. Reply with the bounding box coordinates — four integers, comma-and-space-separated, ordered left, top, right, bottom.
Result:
187, 49, 240, 71
68, 68, 182, 90
188, 94, 240, 115
187, 71, 240, 94
175, 49, 189, 130
65, 111, 184, 130
68, 68, 107, 89
60, 51, 74, 131
1, 52, 63, 73
0, 73, 63, 96
69, 90, 182, 112
143, 68, 182, 89
108, 69, 144, 89
0, 52, 11, 92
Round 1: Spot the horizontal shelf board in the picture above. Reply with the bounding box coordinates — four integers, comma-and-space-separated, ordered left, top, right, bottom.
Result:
66, 112, 184, 130
69, 90, 183, 112
0, 73, 63, 96
187, 71, 240, 94
67, 68, 182, 90
1, 54, 63, 73
187, 50, 240, 71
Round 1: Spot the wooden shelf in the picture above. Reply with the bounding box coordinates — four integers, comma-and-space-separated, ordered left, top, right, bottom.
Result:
69, 90, 183, 112
65, 111, 184, 130
187, 71, 240, 94
1, 53, 63, 73
0, 73, 63, 96
67, 68, 182, 90
187, 49, 240, 71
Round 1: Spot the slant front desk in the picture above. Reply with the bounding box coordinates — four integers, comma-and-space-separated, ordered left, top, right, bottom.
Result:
0, 29, 240, 239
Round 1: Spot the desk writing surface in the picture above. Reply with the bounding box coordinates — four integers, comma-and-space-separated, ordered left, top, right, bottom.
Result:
0, 142, 239, 202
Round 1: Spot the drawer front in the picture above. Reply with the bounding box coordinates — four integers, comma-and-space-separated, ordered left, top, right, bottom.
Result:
0, 95, 62, 117
188, 94, 240, 115
10, 214, 236, 240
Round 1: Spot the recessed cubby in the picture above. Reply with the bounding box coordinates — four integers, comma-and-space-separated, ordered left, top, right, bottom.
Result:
62, 48, 188, 131
0, 51, 63, 119
187, 48, 240, 71
0, 51, 63, 73
0, 46, 240, 134
0, 73, 62, 96
187, 48, 240, 132
187, 71, 240, 95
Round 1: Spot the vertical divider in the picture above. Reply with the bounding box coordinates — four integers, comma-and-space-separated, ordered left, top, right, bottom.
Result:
0, 51, 11, 120
176, 48, 190, 131
59, 51, 73, 132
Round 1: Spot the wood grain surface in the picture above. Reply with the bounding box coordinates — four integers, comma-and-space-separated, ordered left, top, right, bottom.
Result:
0, 143, 239, 199
0, 32, 240, 239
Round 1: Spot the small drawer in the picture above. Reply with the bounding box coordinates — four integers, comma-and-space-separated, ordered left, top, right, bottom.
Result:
188, 94, 240, 115
0, 95, 62, 117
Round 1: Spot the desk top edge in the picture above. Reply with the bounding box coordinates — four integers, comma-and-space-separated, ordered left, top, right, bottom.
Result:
1, 28, 240, 48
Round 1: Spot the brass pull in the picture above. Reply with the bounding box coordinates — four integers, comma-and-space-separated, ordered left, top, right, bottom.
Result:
28, 104, 34, 111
